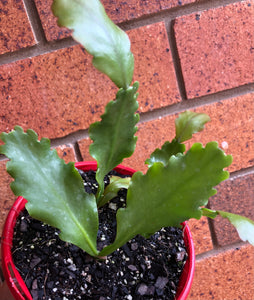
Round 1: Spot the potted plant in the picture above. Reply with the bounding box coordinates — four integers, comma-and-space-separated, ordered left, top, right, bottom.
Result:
0, 0, 253, 299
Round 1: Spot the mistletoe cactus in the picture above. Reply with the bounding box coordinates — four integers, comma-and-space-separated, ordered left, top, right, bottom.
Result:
0, 0, 253, 258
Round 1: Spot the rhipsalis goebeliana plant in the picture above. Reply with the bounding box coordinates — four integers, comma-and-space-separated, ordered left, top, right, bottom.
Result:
0, 0, 253, 257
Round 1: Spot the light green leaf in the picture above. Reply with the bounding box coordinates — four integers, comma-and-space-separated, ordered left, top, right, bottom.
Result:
52, 0, 134, 89
89, 82, 139, 200
145, 139, 185, 167
175, 111, 211, 143
0, 127, 99, 256
217, 210, 254, 246
100, 142, 232, 255
98, 176, 131, 208
201, 207, 218, 219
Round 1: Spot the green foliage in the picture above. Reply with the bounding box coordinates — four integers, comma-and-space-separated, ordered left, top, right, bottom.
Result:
1, 0, 252, 260
202, 208, 254, 246
89, 82, 139, 200
52, 0, 134, 89
99, 142, 232, 255
98, 176, 131, 208
0, 127, 99, 257
145, 139, 185, 167
146, 111, 210, 168
175, 111, 211, 143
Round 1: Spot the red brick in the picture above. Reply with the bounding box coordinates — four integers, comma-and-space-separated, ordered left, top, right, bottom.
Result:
78, 138, 94, 162
184, 94, 254, 173
174, 0, 254, 98
102, 0, 199, 24
129, 23, 180, 111
0, 0, 36, 55
209, 172, 254, 246
55, 144, 77, 163
189, 244, 254, 300
0, 45, 116, 139
120, 93, 253, 173
0, 160, 16, 236
34, 0, 71, 41
187, 217, 213, 255
34, 0, 199, 41
0, 23, 179, 139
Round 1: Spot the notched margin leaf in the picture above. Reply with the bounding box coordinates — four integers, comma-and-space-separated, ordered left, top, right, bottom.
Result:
89, 82, 139, 200
175, 111, 211, 143
0, 126, 99, 256
145, 139, 185, 167
100, 141, 232, 256
52, 0, 134, 88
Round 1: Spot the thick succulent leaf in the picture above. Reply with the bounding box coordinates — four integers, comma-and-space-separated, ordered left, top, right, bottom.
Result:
0, 127, 99, 256
175, 111, 211, 143
52, 0, 134, 89
89, 82, 139, 200
100, 142, 232, 255
145, 139, 185, 167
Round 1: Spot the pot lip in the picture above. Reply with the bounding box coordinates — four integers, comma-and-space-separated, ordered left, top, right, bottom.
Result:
1, 161, 195, 300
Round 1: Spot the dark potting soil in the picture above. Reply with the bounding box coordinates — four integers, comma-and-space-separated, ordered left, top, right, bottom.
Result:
12, 170, 187, 300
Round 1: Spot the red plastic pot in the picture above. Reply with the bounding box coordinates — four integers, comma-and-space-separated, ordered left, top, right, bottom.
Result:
1, 161, 195, 300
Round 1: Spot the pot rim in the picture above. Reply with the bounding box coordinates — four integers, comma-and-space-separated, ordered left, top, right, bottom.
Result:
1, 161, 195, 300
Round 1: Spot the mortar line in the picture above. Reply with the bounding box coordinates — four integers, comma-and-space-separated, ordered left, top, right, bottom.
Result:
0, 0, 243, 66
0, 38, 77, 66
195, 240, 249, 261
229, 166, 254, 180
73, 142, 84, 162
50, 129, 90, 148
206, 216, 220, 248
22, 83, 253, 150
22, 0, 48, 44
164, 18, 187, 100
119, 0, 243, 31
139, 83, 254, 125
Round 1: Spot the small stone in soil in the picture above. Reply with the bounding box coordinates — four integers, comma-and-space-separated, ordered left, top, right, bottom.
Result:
11, 170, 187, 300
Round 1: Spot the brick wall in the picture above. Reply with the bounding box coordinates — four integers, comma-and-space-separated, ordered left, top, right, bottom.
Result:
0, 0, 253, 299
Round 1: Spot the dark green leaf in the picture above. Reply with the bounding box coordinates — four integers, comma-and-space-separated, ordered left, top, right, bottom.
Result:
100, 142, 232, 255
145, 139, 185, 167
175, 111, 210, 143
0, 127, 99, 256
52, 0, 134, 89
89, 82, 139, 200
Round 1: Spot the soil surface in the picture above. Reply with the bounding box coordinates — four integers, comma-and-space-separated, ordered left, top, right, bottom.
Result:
12, 170, 187, 300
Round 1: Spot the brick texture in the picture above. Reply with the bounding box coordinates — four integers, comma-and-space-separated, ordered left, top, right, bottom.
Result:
189, 244, 254, 300
0, 0, 253, 298
0, 0, 36, 55
174, 0, 254, 98
79, 93, 252, 173
0, 161, 16, 235
55, 144, 77, 163
209, 172, 254, 246
34, 0, 199, 41
0, 45, 114, 138
187, 217, 213, 255
129, 23, 180, 111
0, 23, 179, 138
